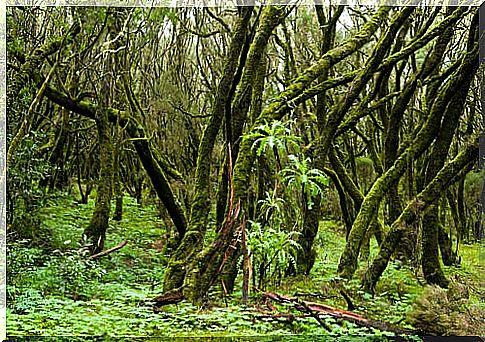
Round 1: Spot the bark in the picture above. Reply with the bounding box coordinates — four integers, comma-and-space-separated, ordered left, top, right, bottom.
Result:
422, 204, 449, 287
47, 108, 71, 190
438, 223, 456, 266
83, 108, 113, 254
322, 167, 353, 236
262, 291, 413, 335
182, 7, 289, 305
421, 29, 478, 286
30, 73, 188, 241
112, 137, 123, 221
338, 43, 478, 280
296, 203, 319, 275
163, 8, 253, 294
457, 178, 467, 241
361, 142, 478, 293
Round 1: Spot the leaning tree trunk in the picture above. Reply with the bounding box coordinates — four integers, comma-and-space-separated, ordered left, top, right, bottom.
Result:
337, 33, 478, 280
361, 142, 477, 293
421, 21, 477, 286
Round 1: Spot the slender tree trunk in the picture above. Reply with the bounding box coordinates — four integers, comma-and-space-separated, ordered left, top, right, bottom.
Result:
112, 138, 123, 221
438, 223, 456, 266
338, 42, 478, 280
361, 141, 477, 293
83, 108, 113, 254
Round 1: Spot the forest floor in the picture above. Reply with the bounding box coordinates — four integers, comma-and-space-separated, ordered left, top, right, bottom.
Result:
6, 194, 485, 340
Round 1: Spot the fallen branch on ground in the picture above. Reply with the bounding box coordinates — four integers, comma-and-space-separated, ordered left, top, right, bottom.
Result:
261, 290, 413, 335
88, 240, 128, 260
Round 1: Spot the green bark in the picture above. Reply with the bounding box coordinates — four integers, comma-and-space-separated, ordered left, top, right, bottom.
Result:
83, 108, 113, 254
361, 142, 477, 293
183, 6, 289, 305
420, 18, 477, 284
438, 223, 457, 266
338, 46, 478, 279
319, 7, 414, 157
163, 8, 252, 294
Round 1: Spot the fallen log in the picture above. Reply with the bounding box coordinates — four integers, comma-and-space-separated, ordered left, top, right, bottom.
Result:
88, 240, 128, 260
261, 290, 413, 335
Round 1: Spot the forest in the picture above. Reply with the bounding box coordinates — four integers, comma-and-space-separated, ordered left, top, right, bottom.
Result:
5, 3, 485, 340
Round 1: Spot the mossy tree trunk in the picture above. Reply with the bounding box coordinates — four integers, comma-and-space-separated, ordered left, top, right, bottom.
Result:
83, 107, 113, 254
337, 35, 478, 280
162, 7, 254, 294
182, 6, 290, 305
294, 5, 344, 276
112, 129, 123, 221
362, 142, 477, 292
421, 13, 477, 285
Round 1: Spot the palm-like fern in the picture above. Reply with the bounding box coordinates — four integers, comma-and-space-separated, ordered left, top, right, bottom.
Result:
279, 154, 329, 209
247, 221, 301, 289
247, 120, 301, 158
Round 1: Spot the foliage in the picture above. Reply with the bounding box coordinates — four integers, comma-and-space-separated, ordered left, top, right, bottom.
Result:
7, 131, 51, 245
248, 120, 301, 159
257, 189, 287, 227
280, 154, 329, 210
247, 221, 301, 289
6, 196, 485, 338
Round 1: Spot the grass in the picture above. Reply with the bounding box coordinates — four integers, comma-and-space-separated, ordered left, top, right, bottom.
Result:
6, 194, 484, 339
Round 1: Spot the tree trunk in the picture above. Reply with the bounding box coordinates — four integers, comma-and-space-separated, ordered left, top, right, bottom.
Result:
438, 223, 456, 266
361, 142, 477, 292
112, 139, 123, 221
163, 8, 253, 294
421, 204, 449, 287
83, 109, 113, 254
182, 7, 288, 305
338, 42, 478, 280
296, 204, 319, 275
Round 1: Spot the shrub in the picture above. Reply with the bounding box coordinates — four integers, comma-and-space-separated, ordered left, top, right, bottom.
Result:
406, 280, 484, 335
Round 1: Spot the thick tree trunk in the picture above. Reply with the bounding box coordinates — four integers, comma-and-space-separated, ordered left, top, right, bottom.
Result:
421, 204, 449, 287
163, 8, 253, 295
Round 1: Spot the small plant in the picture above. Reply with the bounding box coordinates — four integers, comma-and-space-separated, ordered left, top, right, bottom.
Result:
248, 120, 301, 157
280, 154, 329, 210
247, 221, 302, 289
42, 249, 107, 299
258, 190, 286, 227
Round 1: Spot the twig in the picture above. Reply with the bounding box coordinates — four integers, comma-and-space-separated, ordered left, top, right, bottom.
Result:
296, 299, 333, 332
89, 240, 128, 260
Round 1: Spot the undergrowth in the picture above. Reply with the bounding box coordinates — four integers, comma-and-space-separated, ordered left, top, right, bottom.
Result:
6, 194, 484, 339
